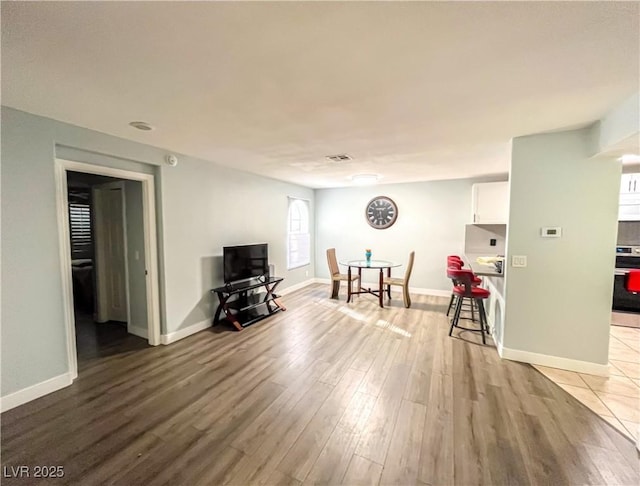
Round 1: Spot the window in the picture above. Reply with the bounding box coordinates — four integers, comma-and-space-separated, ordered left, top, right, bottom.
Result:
287, 197, 310, 270
68, 190, 93, 260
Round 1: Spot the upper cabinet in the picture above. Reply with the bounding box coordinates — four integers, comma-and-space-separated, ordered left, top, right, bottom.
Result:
471, 181, 509, 224
620, 173, 640, 195
619, 173, 640, 221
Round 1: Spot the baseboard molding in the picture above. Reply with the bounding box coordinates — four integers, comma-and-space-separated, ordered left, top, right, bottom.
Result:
409, 287, 451, 298
161, 319, 211, 345
315, 278, 451, 299
1, 372, 72, 412
500, 346, 609, 376
128, 325, 148, 339
279, 278, 317, 295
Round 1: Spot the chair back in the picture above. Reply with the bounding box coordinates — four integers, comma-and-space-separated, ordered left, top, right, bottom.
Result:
448, 268, 476, 296
625, 270, 640, 293
447, 260, 463, 280
326, 248, 340, 277
404, 251, 415, 282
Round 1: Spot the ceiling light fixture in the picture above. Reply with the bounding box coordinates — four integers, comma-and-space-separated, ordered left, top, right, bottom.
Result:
619, 154, 640, 164
129, 121, 154, 131
351, 174, 379, 185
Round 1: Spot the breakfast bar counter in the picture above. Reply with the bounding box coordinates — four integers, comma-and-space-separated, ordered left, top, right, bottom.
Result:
464, 253, 505, 340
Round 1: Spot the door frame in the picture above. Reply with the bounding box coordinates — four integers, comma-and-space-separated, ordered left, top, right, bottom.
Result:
55, 159, 162, 380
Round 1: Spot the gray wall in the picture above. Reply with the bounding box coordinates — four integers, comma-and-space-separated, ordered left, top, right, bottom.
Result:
160, 155, 314, 333
503, 127, 620, 365
315, 179, 488, 291
124, 180, 148, 334
1, 106, 314, 397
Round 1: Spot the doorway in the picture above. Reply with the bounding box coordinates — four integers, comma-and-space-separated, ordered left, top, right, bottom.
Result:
67, 171, 150, 369
55, 159, 161, 381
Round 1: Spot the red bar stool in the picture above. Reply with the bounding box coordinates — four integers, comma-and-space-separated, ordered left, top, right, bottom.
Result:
446, 258, 482, 317
448, 268, 490, 344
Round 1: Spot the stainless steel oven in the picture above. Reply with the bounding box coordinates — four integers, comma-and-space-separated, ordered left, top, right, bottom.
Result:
613, 246, 640, 312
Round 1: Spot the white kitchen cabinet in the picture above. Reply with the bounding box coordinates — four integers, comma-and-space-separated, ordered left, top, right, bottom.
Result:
619, 173, 640, 220
471, 181, 509, 224
620, 173, 640, 194
619, 194, 640, 221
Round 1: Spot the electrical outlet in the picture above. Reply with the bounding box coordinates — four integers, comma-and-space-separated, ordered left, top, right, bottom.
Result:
512, 255, 527, 267
490, 238, 497, 247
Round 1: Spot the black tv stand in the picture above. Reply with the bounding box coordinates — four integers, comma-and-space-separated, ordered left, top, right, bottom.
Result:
211, 277, 286, 331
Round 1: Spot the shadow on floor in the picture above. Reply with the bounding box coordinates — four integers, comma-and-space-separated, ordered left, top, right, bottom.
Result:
75, 310, 149, 371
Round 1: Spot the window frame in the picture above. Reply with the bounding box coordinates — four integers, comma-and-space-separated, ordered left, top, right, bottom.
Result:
287, 197, 311, 270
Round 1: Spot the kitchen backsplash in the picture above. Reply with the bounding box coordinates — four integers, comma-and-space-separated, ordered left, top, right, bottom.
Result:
618, 221, 640, 245
464, 224, 506, 254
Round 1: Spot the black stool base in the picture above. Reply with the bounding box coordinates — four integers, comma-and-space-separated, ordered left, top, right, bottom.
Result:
449, 295, 489, 345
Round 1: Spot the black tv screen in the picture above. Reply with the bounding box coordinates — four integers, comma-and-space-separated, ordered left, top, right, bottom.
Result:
223, 243, 269, 283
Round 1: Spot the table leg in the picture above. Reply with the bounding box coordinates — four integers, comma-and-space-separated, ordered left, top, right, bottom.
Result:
378, 268, 384, 308
386, 267, 391, 299
347, 266, 352, 303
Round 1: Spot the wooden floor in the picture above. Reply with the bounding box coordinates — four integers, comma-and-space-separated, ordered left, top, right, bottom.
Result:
2, 284, 638, 485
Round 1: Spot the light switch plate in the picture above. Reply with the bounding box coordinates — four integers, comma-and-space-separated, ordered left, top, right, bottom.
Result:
512, 255, 527, 267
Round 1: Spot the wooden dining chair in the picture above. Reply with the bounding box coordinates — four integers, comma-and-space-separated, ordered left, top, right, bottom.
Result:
383, 251, 415, 308
327, 248, 359, 299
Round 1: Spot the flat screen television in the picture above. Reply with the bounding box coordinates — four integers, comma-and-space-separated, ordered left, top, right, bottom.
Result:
223, 243, 269, 284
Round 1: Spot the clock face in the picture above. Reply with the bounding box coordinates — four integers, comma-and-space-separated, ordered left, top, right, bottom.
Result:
365, 196, 398, 229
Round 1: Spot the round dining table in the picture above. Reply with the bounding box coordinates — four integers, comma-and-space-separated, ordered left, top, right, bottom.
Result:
340, 260, 402, 308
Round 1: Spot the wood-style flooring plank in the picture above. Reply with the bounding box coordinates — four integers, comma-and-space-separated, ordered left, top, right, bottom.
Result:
277, 368, 365, 481
341, 454, 383, 486
378, 399, 427, 486
2, 284, 638, 486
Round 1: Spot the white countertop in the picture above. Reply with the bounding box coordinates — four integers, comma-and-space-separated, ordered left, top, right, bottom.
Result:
464, 253, 505, 277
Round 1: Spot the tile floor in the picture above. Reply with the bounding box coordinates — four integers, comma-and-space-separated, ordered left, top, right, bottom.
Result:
533, 316, 640, 442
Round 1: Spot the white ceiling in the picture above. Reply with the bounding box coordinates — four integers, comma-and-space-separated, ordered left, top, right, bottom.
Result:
2, 1, 638, 188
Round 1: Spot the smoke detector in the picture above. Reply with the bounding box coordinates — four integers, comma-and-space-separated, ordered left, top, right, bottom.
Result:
326, 154, 352, 162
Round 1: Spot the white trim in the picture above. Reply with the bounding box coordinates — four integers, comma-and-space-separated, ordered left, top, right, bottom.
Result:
142, 176, 162, 346
55, 162, 79, 380
55, 159, 163, 384
161, 320, 211, 345
1, 373, 72, 413
408, 287, 452, 298
279, 278, 317, 295
128, 325, 149, 339
313, 278, 451, 298
500, 346, 610, 377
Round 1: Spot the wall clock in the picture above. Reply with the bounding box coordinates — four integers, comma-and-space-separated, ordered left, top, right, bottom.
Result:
365, 196, 398, 229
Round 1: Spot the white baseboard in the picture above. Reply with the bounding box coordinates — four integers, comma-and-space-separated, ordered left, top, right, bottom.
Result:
279, 278, 317, 295
409, 287, 451, 298
161, 319, 212, 345
315, 278, 451, 299
128, 325, 148, 339
0, 372, 72, 413
500, 346, 609, 377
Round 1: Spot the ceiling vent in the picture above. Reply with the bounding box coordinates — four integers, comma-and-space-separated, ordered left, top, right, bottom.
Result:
326, 154, 352, 162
